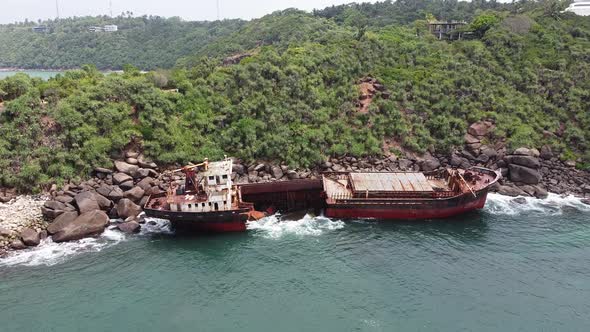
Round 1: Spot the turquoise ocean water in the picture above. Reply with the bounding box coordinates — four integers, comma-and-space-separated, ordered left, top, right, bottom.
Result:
1, 194, 590, 331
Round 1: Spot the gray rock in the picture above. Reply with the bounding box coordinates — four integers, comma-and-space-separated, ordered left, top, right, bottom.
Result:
118, 221, 141, 234
509, 164, 542, 184
0, 227, 14, 237
419, 158, 440, 172
513, 147, 532, 156
512, 197, 527, 204
108, 187, 124, 201
116, 199, 142, 219
55, 195, 74, 204
74, 191, 100, 214
126, 158, 138, 165
464, 133, 481, 144
138, 159, 157, 169
136, 177, 154, 191
136, 168, 150, 178
10, 239, 27, 250
505, 155, 540, 169
533, 185, 548, 199
271, 166, 284, 179
94, 167, 113, 174
96, 185, 113, 198
52, 210, 109, 243
480, 146, 498, 159
41, 206, 64, 220
94, 193, 113, 210
540, 145, 553, 160
581, 199, 590, 206
254, 163, 265, 172
44, 200, 66, 211
20, 228, 40, 246
497, 185, 526, 197
119, 181, 135, 191
398, 159, 413, 170
114, 161, 139, 176
232, 164, 245, 175
475, 154, 490, 164
113, 172, 133, 185
126, 151, 139, 158
47, 211, 79, 234
287, 170, 299, 180
468, 121, 492, 137
124, 187, 145, 202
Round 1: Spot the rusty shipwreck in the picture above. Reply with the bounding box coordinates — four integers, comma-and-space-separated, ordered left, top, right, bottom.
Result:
144, 158, 500, 232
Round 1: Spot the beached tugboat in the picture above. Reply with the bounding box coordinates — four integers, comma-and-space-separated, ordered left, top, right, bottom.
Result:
322, 167, 500, 219
144, 158, 259, 232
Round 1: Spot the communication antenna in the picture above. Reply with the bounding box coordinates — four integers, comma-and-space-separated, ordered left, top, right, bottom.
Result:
216, 0, 220, 20
109, 0, 113, 17
55, 0, 60, 19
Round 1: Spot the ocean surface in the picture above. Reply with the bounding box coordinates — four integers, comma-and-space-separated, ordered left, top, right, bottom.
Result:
1, 194, 590, 331
0, 70, 63, 80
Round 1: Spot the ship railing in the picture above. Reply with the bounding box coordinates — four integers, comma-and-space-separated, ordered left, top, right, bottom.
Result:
331, 190, 456, 202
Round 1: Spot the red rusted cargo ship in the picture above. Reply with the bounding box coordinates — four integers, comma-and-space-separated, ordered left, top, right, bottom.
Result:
322, 167, 500, 219
144, 158, 260, 232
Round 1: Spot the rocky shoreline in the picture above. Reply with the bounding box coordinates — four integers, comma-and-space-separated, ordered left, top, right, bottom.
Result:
1, 122, 590, 254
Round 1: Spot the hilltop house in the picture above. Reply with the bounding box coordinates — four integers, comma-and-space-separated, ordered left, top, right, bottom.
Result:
428, 21, 467, 40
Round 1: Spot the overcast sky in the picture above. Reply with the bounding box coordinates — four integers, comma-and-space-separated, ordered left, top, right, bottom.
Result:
0, 0, 382, 24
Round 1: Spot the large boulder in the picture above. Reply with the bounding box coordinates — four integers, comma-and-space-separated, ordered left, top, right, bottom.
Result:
107, 187, 124, 201
74, 191, 100, 214
539, 145, 553, 160
96, 184, 113, 198
136, 177, 154, 191
114, 161, 139, 176
116, 199, 142, 219
509, 164, 542, 184
464, 133, 481, 144
113, 172, 133, 185
419, 158, 440, 172
124, 186, 145, 202
42, 201, 66, 219
468, 121, 493, 137
47, 211, 79, 234
20, 228, 40, 246
271, 166, 284, 179
51, 210, 109, 243
10, 239, 27, 250
513, 147, 532, 156
505, 155, 540, 169
118, 221, 141, 234
55, 195, 74, 204
138, 159, 157, 169
497, 185, 526, 197
232, 164, 245, 175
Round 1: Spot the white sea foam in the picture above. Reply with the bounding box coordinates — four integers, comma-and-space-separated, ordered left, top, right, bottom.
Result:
0, 228, 126, 267
485, 193, 590, 216
0, 215, 173, 267
140, 216, 173, 235
247, 213, 345, 239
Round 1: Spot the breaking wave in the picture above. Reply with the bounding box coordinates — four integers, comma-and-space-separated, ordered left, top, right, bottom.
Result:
247, 213, 345, 239
485, 193, 590, 216
0, 228, 125, 267
0, 216, 171, 267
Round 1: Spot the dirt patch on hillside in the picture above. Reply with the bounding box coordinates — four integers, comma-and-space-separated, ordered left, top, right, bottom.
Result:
357, 77, 389, 114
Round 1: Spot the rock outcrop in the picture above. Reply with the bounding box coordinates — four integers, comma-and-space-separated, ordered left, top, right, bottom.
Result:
51, 210, 110, 243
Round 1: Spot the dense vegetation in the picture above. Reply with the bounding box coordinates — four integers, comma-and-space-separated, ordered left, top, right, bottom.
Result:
0, 16, 244, 70
0, 0, 589, 191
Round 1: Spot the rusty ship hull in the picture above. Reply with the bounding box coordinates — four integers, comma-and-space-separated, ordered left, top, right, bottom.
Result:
144, 203, 251, 232
322, 167, 500, 220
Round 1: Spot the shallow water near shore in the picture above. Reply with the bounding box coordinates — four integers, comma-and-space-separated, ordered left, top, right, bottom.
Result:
1, 194, 590, 331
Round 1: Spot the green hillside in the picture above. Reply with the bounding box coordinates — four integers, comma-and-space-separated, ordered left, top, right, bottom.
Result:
0, 0, 589, 191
